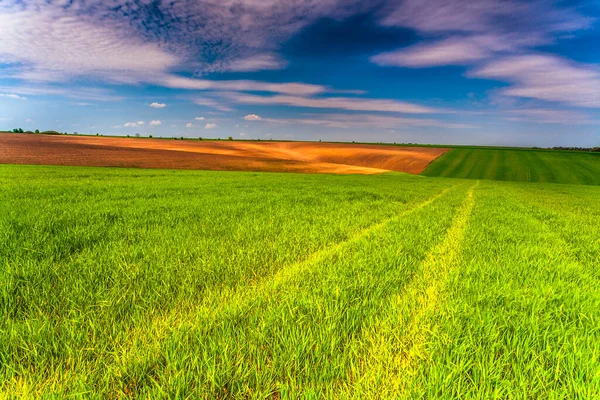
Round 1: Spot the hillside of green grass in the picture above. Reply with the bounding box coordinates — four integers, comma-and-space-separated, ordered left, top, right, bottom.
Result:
1, 165, 599, 398
422, 148, 600, 185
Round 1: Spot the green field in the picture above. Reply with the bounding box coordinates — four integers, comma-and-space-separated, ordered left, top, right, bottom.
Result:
1, 165, 599, 398
422, 148, 600, 185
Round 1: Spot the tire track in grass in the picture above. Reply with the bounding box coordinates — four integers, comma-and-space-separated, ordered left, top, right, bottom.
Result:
347, 182, 478, 398
171, 183, 463, 317
418, 184, 600, 398
110, 184, 466, 382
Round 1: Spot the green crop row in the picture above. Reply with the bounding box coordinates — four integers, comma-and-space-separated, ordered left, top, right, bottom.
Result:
422, 148, 600, 185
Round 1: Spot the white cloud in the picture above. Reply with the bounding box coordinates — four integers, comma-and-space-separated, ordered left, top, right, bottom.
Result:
0, 2, 367, 105
223, 54, 287, 72
137, 121, 145, 125
205, 123, 218, 129
123, 122, 142, 128
0, 3, 179, 83
193, 98, 233, 112
243, 114, 262, 121
195, 116, 205, 121
149, 120, 162, 126
0, 93, 26, 100
228, 93, 443, 114
239, 132, 247, 137
370, 0, 596, 113
270, 113, 475, 129
150, 102, 166, 109
0, 85, 123, 101
380, 0, 591, 35
163, 76, 325, 96
186, 122, 193, 128
471, 54, 600, 108
372, 37, 494, 68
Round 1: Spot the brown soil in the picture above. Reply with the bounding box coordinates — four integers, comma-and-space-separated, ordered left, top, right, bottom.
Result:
0, 133, 448, 175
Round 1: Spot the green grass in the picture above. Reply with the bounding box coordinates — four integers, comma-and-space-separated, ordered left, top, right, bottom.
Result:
1, 165, 599, 398
422, 148, 600, 185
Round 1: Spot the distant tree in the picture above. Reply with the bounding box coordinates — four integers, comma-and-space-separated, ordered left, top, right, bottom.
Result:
35, 129, 40, 134
96, 133, 99, 136
127, 135, 130, 138
180, 136, 184, 140
135, 133, 140, 138
228, 136, 233, 141
198, 137, 202, 140
149, 135, 153, 138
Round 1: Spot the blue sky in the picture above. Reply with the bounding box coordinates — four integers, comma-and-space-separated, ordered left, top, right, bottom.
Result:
0, 0, 599, 146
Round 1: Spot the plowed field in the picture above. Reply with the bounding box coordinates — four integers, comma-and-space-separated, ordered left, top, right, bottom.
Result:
0, 133, 447, 174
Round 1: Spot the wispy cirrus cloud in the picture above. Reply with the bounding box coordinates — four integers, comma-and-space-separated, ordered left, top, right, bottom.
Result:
0, 1, 352, 100
193, 98, 233, 112
214, 54, 288, 73
0, 85, 124, 102
370, 0, 597, 110
162, 76, 326, 96
472, 54, 600, 108
227, 93, 444, 114
0, 2, 179, 83
0, 0, 367, 82
253, 113, 475, 129
373, 0, 591, 68
372, 35, 506, 68
380, 0, 591, 35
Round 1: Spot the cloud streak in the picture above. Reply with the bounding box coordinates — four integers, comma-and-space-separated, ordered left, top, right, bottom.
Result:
472, 54, 600, 108
261, 113, 475, 129
0, 93, 26, 100
227, 93, 444, 114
